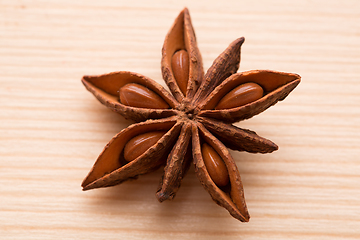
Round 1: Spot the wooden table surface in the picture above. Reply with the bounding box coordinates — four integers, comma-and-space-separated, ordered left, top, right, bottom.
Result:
1, 0, 360, 239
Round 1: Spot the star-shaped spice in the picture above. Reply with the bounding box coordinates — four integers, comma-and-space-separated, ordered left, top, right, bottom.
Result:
81, 8, 300, 222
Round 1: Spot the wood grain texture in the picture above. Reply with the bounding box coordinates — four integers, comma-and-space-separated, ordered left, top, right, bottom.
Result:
1, 0, 360, 239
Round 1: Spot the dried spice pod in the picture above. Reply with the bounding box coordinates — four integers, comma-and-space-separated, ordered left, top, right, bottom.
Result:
82, 117, 181, 190
82, 71, 178, 122
197, 70, 301, 122
192, 123, 249, 222
197, 116, 278, 153
161, 8, 204, 103
81, 8, 301, 222
156, 122, 192, 201
192, 38, 245, 105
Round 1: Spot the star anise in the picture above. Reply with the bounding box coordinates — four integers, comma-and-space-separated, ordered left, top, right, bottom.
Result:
81, 8, 300, 222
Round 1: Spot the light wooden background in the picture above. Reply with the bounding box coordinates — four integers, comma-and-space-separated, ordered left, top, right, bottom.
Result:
1, 0, 360, 239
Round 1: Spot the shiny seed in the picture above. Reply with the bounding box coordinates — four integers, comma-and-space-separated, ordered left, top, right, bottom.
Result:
123, 131, 166, 162
215, 82, 264, 110
171, 50, 189, 95
201, 143, 229, 187
119, 83, 170, 109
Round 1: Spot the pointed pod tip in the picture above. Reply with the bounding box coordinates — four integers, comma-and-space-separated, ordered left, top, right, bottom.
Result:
81, 76, 88, 84
269, 141, 279, 152
233, 37, 245, 48
274, 144, 279, 151
81, 180, 91, 191
82, 182, 98, 191
82, 75, 93, 82
257, 138, 278, 153
156, 191, 174, 202
81, 177, 99, 191
294, 77, 301, 85
235, 208, 250, 222
81, 75, 96, 87
156, 192, 165, 202
178, 7, 188, 17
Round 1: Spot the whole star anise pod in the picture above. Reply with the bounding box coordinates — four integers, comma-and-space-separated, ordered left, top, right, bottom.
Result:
81, 8, 300, 222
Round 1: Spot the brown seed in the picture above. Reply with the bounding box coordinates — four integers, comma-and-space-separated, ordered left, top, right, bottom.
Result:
119, 83, 170, 109
171, 50, 189, 95
201, 143, 229, 187
215, 82, 264, 110
123, 131, 167, 162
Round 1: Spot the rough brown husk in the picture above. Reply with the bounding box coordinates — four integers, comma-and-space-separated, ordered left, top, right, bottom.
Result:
81, 8, 301, 222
